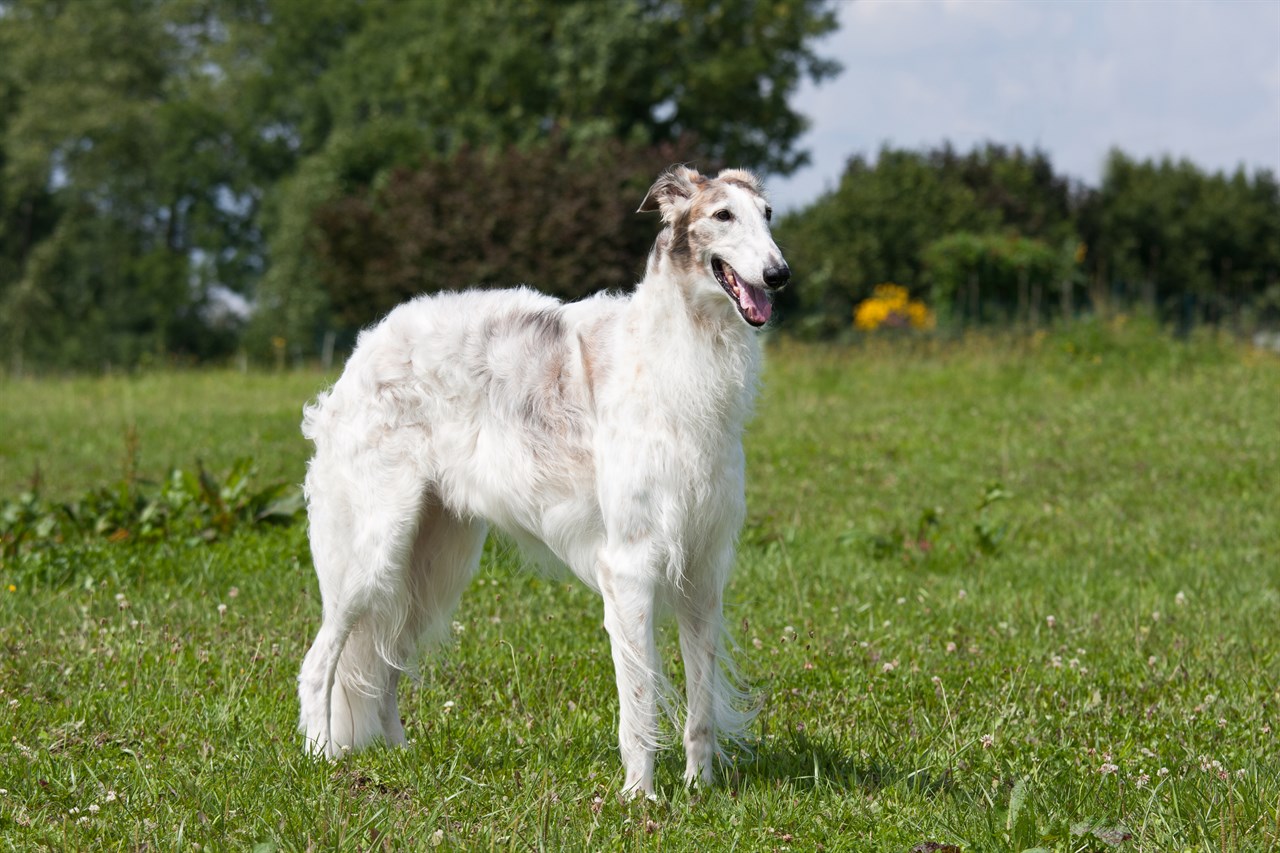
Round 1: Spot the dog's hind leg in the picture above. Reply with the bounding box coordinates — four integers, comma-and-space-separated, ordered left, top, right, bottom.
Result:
298, 457, 428, 757
376, 497, 488, 745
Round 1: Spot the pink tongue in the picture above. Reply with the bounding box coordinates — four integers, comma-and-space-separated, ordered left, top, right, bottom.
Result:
739, 281, 773, 324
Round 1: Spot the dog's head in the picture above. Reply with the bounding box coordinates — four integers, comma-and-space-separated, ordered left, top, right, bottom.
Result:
639, 165, 790, 328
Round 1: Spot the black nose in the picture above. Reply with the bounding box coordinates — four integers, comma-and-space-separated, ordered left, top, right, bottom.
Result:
763, 263, 791, 290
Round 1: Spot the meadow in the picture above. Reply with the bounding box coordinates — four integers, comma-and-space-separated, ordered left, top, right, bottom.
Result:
0, 320, 1277, 851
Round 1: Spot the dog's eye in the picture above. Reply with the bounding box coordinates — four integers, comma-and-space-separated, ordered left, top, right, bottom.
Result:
713, 209, 733, 222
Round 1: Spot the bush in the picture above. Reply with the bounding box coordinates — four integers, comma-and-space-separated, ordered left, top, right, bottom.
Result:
311, 136, 710, 329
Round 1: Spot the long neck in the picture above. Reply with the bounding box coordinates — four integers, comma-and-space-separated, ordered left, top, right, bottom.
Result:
627, 244, 763, 430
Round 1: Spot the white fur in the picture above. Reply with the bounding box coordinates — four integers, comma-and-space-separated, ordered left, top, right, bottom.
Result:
297, 166, 789, 796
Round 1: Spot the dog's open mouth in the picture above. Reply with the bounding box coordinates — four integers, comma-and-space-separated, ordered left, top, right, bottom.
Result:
712, 258, 772, 327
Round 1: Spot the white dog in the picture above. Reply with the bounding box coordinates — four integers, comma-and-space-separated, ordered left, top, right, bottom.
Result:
297, 165, 790, 796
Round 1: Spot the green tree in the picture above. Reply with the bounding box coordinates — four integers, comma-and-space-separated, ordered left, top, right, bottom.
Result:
2, 0, 841, 368
236, 0, 841, 352
0, 0, 253, 368
1080, 150, 1280, 325
774, 146, 998, 333
311, 135, 706, 329
923, 232, 1069, 325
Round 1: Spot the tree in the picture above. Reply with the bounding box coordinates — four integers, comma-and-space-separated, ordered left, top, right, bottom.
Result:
774, 145, 999, 333
311, 136, 706, 328
0, 0, 254, 368
237, 0, 841, 351
1081, 150, 1280, 324
0, 0, 841, 368
923, 232, 1068, 325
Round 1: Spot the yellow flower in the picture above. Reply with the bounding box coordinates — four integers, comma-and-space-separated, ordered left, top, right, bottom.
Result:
854, 283, 935, 331
906, 301, 935, 330
854, 299, 889, 331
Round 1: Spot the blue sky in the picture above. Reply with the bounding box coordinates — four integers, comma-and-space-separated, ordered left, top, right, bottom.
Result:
769, 0, 1280, 211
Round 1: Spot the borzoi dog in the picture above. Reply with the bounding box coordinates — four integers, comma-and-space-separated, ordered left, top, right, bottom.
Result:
297, 165, 790, 796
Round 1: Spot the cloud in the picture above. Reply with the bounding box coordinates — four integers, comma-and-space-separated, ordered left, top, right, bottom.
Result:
773, 0, 1280, 211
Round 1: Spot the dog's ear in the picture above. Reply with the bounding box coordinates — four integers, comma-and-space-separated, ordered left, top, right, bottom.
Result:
715, 168, 765, 197
638, 165, 702, 222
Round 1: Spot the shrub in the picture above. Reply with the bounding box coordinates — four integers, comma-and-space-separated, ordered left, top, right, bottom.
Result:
311, 136, 710, 329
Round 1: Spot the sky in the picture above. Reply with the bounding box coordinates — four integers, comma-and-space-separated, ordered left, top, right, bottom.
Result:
769, 0, 1280, 212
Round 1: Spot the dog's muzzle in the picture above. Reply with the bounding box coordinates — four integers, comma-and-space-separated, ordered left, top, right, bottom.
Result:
763, 262, 791, 292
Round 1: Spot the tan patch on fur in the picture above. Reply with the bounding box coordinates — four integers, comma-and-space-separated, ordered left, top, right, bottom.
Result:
640, 166, 707, 217
668, 186, 729, 274
715, 169, 764, 197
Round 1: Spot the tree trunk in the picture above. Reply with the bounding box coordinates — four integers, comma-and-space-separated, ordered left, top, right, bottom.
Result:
1017, 268, 1029, 328
968, 271, 980, 325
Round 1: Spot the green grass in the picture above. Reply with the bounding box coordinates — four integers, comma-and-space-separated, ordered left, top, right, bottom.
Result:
0, 370, 327, 499
1, 320, 1278, 850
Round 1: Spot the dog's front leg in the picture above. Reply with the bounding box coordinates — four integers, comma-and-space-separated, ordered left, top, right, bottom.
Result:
599, 547, 660, 798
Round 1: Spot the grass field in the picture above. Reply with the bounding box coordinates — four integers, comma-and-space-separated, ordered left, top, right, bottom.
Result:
1, 320, 1277, 851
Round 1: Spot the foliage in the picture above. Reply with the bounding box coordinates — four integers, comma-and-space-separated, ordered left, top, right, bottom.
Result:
310, 135, 707, 327
0, 0, 258, 370
0, 335, 1277, 848
777, 142, 1280, 336
852, 283, 935, 332
1, 457, 303, 560
1078, 149, 1280, 323
774, 145, 993, 333
0, 0, 840, 369
260, 0, 849, 340
922, 232, 1070, 325
3, 1, 1277, 367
